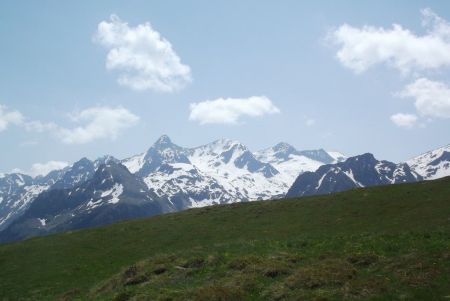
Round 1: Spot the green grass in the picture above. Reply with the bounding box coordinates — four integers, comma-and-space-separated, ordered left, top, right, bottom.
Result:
0, 177, 449, 300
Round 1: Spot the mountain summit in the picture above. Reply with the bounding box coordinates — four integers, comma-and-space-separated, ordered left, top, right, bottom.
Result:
153, 134, 174, 148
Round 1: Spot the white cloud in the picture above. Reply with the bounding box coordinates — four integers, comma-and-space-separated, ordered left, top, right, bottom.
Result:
23, 120, 58, 133
189, 96, 280, 125
329, 8, 450, 74
0, 105, 24, 132
95, 14, 191, 92
56, 106, 140, 144
390, 113, 418, 128
398, 78, 450, 119
0, 104, 139, 144
28, 161, 69, 177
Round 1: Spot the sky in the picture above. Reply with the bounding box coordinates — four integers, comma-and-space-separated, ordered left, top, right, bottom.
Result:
1, 0, 450, 176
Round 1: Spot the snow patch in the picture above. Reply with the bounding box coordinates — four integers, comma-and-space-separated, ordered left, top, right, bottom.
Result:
101, 183, 124, 204
343, 169, 364, 187
122, 152, 146, 173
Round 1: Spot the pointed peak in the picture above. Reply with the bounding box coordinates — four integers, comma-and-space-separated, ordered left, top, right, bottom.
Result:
95, 155, 119, 166
350, 153, 377, 162
93, 161, 131, 188
151, 135, 176, 151
155, 135, 172, 145
73, 157, 93, 166
273, 142, 297, 153
103, 160, 122, 169
213, 138, 245, 149
95, 160, 128, 177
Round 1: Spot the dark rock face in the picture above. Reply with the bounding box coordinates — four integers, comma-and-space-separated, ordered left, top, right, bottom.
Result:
0, 174, 36, 230
50, 158, 96, 190
286, 153, 422, 198
429, 151, 450, 166
137, 136, 191, 177
234, 151, 279, 178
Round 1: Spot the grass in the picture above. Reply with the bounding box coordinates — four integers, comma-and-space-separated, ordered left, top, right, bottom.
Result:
0, 177, 449, 300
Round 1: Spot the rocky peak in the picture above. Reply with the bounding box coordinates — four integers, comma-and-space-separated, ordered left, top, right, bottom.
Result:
153, 135, 173, 149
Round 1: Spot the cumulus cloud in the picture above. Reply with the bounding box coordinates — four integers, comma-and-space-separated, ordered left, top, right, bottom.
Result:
95, 14, 191, 92
0, 105, 24, 132
56, 106, 140, 144
329, 8, 450, 74
329, 9, 450, 129
189, 96, 280, 125
3, 105, 140, 144
390, 113, 418, 128
398, 78, 450, 119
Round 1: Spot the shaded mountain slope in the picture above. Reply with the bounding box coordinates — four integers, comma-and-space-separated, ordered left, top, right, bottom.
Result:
286, 153, 421, 197
0, 161, 164, 242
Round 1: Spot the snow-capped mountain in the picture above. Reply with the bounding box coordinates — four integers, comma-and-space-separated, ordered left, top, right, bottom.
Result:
0, 161, 165, 243
255, 142, 346, 187
0, 173, 49, 231
0, 136, 343, 229
123, 136, 240, 209
187, 139, 285, 200
286, 153, 421, 197
406, 145, 450, 180
0, 156, 121, 231
122, 136, 339, 205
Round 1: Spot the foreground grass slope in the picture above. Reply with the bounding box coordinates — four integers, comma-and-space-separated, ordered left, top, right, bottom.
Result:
0, 177, 449, 300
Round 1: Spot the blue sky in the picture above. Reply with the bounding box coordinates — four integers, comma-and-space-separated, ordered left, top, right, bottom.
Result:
1, 0, 450, 175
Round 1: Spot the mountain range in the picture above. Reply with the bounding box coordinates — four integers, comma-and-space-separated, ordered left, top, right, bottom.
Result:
121, 135, 345, 208
0, 135, 449, 242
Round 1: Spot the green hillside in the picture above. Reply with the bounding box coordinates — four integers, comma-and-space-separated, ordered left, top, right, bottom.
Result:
0, 178, 449, 300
